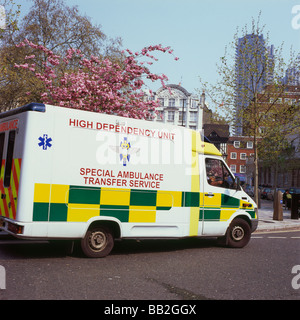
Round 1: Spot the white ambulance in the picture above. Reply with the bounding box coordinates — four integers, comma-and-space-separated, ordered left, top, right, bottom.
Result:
0, 103, 257, 257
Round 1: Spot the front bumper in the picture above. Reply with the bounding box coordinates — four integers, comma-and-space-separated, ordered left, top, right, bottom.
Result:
251, 219, 258, 232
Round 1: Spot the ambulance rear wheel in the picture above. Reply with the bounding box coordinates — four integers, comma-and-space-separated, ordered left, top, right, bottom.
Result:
81, 226, 114, 258
226, 218, 251, 248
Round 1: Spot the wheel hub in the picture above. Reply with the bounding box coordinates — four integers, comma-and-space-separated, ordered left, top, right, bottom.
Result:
89, 231, 107, 251
231, 226, 244, 241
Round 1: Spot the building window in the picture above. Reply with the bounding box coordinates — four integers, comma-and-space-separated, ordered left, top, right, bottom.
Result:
240, 165, 246, 173
230, 165, 236, 173
168, 111, 175, 121
240, 153, 246, 160
179, 111, 186, 122
230, 152, 237, 159
169, 98, 175, 107
159, 98, 164, 107
247, 141, 253, 148
180, 99, 187, 108
192, 100, 198, 108
190, 112, 198, 122
234, 141, 240, 148
157, 111, 164, 120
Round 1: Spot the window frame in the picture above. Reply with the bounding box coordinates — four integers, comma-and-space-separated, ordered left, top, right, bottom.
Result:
240, 153, 247, 160
230, 152, 237, 159
205, 157, 237, 190
240, 165, 246, 173
234, 141, 240, 148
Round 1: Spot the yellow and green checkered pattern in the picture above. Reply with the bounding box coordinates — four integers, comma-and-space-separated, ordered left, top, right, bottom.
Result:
33, 184, 181, 223
32, 183, 256, 223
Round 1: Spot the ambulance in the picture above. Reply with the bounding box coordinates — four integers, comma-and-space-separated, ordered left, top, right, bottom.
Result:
0, 103, 258, 257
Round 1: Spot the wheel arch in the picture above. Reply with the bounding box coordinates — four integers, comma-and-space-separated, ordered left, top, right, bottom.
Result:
227, 211, 252, 229
85, 217, 122, 239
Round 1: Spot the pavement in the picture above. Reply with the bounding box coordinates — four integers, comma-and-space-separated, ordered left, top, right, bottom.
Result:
256, 199, 300, 232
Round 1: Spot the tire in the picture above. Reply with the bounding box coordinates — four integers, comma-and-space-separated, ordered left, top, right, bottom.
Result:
226, 218, 251, 248
81, 226, 114, 258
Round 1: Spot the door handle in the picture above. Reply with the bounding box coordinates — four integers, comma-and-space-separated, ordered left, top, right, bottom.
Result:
205, 193, 214, 197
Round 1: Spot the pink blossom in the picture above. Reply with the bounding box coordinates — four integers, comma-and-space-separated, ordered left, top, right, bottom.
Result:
16, 42, 26, 48
25, 55, 35, 60
15, 41, 179, 119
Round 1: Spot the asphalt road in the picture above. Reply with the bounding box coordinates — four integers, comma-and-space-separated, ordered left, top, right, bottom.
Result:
0, 230, 299, 300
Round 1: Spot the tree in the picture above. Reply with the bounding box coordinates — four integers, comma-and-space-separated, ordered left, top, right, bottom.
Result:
257, 94, 300, 188
15, 40, 179, 119
0, 0, 122, 110
199, 14, 300, 204
18, 0, 116, 58
0, 0, 20, 37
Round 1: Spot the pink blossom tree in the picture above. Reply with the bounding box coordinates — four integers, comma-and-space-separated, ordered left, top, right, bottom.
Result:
15, 39, 178, 119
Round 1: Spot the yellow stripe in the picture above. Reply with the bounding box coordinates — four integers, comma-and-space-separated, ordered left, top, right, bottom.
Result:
68, 203, 100, 222
191, 130, 203, 153
34, 183, 51, 202
129, 206, 156, 223
50, 184, 69, 203
190, 130, 200, 236
100, 188, 131, 206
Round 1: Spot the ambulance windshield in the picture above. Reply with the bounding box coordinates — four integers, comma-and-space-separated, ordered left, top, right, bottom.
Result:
206, 158, 237, 190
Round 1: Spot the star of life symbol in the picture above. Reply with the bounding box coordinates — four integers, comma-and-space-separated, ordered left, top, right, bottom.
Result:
38, 134, 52, 150
110, 137, 140, 166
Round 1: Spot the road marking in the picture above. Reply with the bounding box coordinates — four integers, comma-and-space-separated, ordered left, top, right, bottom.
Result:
255, 230, 300, 234
268, 236, 287, 239
252, 234, 300, 239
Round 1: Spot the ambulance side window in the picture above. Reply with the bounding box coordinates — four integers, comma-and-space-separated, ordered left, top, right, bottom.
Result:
0, 133, 4, 177
4, 130, 16, 187
206, 158, 235, 189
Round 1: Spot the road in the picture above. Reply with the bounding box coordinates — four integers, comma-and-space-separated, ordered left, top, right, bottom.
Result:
0, 230, 299, 300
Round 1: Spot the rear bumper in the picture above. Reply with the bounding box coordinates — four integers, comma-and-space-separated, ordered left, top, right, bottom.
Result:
0, 217, 24, 236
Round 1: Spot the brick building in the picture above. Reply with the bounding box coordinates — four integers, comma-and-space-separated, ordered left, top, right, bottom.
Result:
226, 136, 255, 185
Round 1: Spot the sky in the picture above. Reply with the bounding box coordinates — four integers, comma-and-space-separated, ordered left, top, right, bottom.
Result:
4, 0, 300, 106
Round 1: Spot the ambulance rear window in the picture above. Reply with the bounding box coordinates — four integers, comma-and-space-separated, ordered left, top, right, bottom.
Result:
4, 130, 16, 187
0, 133, 4, 176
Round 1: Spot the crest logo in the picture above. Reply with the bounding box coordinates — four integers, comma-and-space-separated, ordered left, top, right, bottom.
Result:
110, 137, 140, 166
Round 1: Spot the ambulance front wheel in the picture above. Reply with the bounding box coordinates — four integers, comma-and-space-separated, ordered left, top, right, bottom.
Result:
81, 225, 114, 258
226, 218, 251, 248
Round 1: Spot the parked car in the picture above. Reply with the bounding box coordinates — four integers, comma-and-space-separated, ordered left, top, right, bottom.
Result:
261, 187, 271, 199
244, 185, 254, 197
267, 188, 285, 201
289, 187, 300, 194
